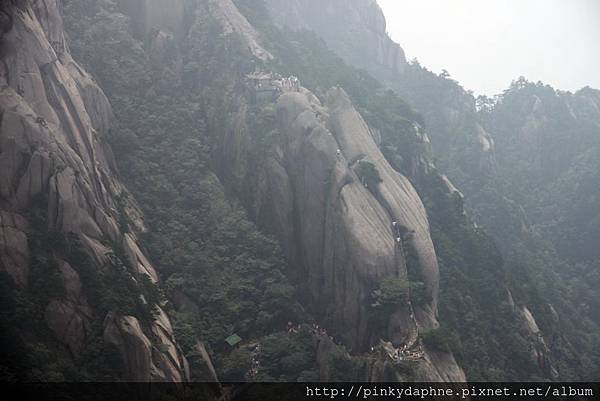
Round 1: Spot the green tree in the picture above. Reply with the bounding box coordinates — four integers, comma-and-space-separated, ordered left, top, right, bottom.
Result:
355, 160, 382, 189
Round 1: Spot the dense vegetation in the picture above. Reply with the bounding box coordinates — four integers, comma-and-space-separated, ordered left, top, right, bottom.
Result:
0, 195, 159, 381
477, 80, 600, 379
62, 0, 311, 379
62, 0, 435, 380
253, 0, 599, 378
34, 0, 596, 382
238, 6, 564, 378
394, 63, 600, 379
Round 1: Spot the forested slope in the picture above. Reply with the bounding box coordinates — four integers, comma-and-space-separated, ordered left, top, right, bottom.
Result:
1, 0, 596, 383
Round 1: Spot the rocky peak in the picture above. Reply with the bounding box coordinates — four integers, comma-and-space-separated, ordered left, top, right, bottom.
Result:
265, 0, 406, 78
264, 0, 497, 184
220, 73, 464, 378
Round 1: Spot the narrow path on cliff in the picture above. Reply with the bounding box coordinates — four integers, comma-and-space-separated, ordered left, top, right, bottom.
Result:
371, 180, 420, 348
335, 144, 421, 349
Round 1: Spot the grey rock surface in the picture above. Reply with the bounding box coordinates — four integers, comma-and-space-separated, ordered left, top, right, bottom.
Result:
0, 0, 187, 381
266, 0, 406, 78
225, 80, 463, 379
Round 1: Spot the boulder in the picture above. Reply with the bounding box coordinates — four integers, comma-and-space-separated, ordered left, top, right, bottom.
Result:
243, 86, 440, 351
192, 341, 219, 382
103, 312, 189, 382
45, 299, 88, 356
103, 313, 154, 382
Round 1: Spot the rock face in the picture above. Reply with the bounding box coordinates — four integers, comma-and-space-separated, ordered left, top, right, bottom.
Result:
263, 2, 587, 381
117, 0, 185, 38
45, 297, 90, 356
265, 0, 495, 181
103, 311, 187, 382
118, 0, 273, 61
0, 0, 187, 381
324, 87, 440, 328
224, 79, 463, 378
515, 303, 559, 379
206, 0, 273, 61
0, 211, 29, 287
115, 0, 273, 77
44, 259, 92, 356
266, 0, 406, 79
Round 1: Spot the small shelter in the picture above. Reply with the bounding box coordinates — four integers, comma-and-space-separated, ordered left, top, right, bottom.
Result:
225, 334, 242, 348
245, 72, 281, 102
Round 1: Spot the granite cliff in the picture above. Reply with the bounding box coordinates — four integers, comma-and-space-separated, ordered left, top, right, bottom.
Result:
221, 79, 468, 379
0, 0, 188, 381
4, 0, 596, 384
261, 0, 574, 380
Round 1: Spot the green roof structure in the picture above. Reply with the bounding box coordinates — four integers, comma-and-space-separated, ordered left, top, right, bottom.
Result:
225, 334, 242, 347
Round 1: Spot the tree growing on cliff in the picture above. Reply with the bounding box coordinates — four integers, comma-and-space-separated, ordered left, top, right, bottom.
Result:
421, 326, 461, 353
355, 160, 383, 189
370, 277, 409, 336
371, 277, 408, 315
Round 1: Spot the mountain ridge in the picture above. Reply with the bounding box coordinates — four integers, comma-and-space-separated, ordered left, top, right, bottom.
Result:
1, 0, 597, 383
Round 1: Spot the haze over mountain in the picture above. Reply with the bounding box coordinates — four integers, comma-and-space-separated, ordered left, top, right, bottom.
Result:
1, 0, 598, 391
378, 0, 600, 95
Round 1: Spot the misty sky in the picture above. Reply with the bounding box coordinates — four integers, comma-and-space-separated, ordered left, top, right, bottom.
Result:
377, 0, 600, 96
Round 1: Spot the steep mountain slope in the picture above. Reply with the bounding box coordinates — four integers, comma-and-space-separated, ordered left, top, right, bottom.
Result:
265, 0, 494, 184
263, 0, 600, 380
477, 82, 600, 379
0, 0, 189, 381
3, 0, 594, 383
60, 0, 468, 381
266, 0, 406, 80
223, 0, 561, 381
484, 82, 600, 262
223, 83, 465, 380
